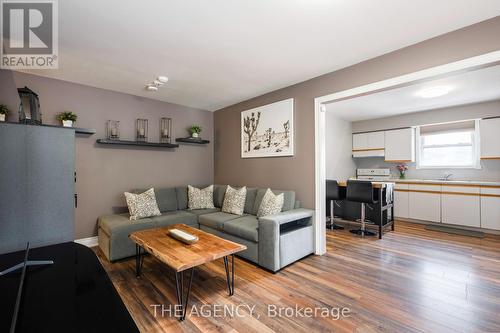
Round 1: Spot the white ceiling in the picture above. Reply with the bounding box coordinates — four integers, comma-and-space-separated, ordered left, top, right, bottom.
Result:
325, 64, 500, 121
19, 0, 500, 111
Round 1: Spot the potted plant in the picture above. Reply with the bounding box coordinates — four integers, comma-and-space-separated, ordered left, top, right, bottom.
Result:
0, 104, 9, 122
189, 125, 202, 138
57, 111, 77, 127
396, 164, 408, 179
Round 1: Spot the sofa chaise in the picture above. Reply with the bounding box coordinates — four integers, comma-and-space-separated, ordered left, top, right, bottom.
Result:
97, 185, 314, 272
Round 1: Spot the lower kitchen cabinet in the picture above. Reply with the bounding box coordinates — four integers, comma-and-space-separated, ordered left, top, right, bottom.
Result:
408, 184, 441, 222
480, 187, 500, 230
441, 186, 480, 227
394, 183, 409, 218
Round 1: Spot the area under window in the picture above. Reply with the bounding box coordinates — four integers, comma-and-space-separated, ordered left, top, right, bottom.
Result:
416, 120, 480, 169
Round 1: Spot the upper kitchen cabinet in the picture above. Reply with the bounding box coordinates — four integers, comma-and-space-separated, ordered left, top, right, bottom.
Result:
384, 128, 415, 162
352, 132, 385, 157
480, 118, 500, 159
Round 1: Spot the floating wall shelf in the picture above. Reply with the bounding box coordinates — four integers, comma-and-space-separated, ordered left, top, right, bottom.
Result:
96, 138, 179, 148
0, 121, 95, 135
176, 137, 210, 144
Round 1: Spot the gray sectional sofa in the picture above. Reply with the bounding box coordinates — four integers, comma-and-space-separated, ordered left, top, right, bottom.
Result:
98, 185, 315, 272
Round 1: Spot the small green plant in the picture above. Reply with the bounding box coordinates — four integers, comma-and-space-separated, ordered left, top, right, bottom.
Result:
57, 111, 77, 122
0, 104, 9, 115
189, 125, 202, 134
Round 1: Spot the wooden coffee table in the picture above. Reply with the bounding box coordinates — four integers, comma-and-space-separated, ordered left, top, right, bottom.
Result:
129, 224, 247, 321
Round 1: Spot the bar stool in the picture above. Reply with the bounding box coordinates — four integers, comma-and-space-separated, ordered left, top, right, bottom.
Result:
326, 180, 344, 230
346, 180, 377, 237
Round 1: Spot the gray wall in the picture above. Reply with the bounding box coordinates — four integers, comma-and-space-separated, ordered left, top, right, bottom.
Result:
214, 17, 500, 209
0, 70, 214, 239
352, 100, 500, 181
325, 113, 356, 181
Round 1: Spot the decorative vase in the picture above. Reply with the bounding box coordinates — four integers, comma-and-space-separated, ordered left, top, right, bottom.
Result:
192, 132, 199, 138
0, 114, 5, 122
62, 120, 73, 127
399, 171, 406, 179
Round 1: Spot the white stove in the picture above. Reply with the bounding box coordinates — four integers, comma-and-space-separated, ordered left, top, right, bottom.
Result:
356, 168, 391, 181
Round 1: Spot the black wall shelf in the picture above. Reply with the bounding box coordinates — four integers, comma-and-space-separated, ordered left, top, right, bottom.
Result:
0, 121, 96, 135
96, 139, 179, 148
176, 137, 210, 144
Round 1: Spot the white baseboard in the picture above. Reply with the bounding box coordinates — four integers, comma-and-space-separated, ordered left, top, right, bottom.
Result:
75, 236, 98, 248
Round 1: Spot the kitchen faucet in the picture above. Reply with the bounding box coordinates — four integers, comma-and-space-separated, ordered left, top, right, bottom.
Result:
443, 173, 453, 181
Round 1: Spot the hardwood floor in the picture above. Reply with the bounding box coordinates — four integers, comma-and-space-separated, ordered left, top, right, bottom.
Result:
95, 221, 500, 333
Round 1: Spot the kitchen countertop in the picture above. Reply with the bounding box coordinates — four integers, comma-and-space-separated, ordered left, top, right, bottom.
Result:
389, 178, 500, 187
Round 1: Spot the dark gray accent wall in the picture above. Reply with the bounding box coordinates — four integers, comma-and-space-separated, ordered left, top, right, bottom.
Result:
0, 70, 214, 239
0, 123, 75, 254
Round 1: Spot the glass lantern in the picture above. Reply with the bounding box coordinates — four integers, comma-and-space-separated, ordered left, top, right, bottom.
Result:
160, 117, 172, 143
18, 86, 42, 125
136, 119, 148, 142
107, 120, 120, 140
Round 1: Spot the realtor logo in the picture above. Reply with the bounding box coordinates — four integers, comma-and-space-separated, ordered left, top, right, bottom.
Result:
1, 0, 58, 69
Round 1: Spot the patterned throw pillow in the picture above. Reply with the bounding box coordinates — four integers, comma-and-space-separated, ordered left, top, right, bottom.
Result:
124, 188, 161, 221
257, 188, 284, 217
222, 186, 247, 215
188, 185, 215, 210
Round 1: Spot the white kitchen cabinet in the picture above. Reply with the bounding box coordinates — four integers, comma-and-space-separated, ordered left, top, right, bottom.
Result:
408, 184, 441, 222
384, 128, 415, 162
394, 183, 409, 218
481, 187, 500, 230
441, 186, 480, 227
352, 131, 385, 157
480, 118, 500, 159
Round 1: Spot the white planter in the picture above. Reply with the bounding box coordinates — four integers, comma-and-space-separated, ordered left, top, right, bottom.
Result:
0, 114, 5, 122
191, 132, 199, 138
62, 120, 73, 127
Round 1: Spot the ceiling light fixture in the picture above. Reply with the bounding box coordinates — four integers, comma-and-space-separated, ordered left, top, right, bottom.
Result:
145, 75, 168, 92
415, 85, 453, 98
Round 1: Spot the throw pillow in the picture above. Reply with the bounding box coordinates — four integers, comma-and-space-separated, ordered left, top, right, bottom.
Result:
222, 186, 247, 215
124, 188, 161, 221
188, 185, 215, 210
257, 188, 284, 217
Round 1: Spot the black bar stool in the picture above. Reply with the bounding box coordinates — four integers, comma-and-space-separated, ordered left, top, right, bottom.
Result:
346, 180, 377, 237
326, 180, 344, 230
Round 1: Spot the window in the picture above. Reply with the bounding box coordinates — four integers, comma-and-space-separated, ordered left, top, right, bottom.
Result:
416, 120, 480, 169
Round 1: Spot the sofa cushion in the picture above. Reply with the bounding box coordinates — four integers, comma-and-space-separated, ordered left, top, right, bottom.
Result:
124, 189, 161, 220
188, 185, 215, 209
198, 211, 243, 230
149, 210, 198, 227
154, 187, 178, 212
213, 185, 227, 208
257, 189, 284, 217
98, 213, 156, 237
185, 208, 221, 216
222, 186, 247, 215
222, 216, 259, 242
253, 188, 295, 214
244, 187, 258, 214
176, 186, 188, 210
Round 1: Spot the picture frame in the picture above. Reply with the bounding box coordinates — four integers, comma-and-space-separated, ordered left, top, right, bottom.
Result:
241, 98, 294, 158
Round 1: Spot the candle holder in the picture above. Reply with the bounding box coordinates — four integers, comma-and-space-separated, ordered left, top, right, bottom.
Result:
106, 120, 120, 140
136, 119, 148, 142
160, 117, 172, 143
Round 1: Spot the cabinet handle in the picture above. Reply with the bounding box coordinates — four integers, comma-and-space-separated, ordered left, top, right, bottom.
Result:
74, 194, 78, 208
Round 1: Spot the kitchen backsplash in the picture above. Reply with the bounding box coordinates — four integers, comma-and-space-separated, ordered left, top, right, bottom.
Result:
355, 158, 500, 181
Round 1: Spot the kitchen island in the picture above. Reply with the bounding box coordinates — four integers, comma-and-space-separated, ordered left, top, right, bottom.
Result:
329, 181, 395, 238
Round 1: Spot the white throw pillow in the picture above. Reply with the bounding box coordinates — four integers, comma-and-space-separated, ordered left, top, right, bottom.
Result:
124, 188, 161, 221
257, 189, 284, 217
222, 186, 247, 215
188, 185, 215, 210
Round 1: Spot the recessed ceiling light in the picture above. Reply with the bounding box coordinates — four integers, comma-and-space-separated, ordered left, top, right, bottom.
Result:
157, 76, 168, 84
415, 85, 453, 98
146, 85, 158, 92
